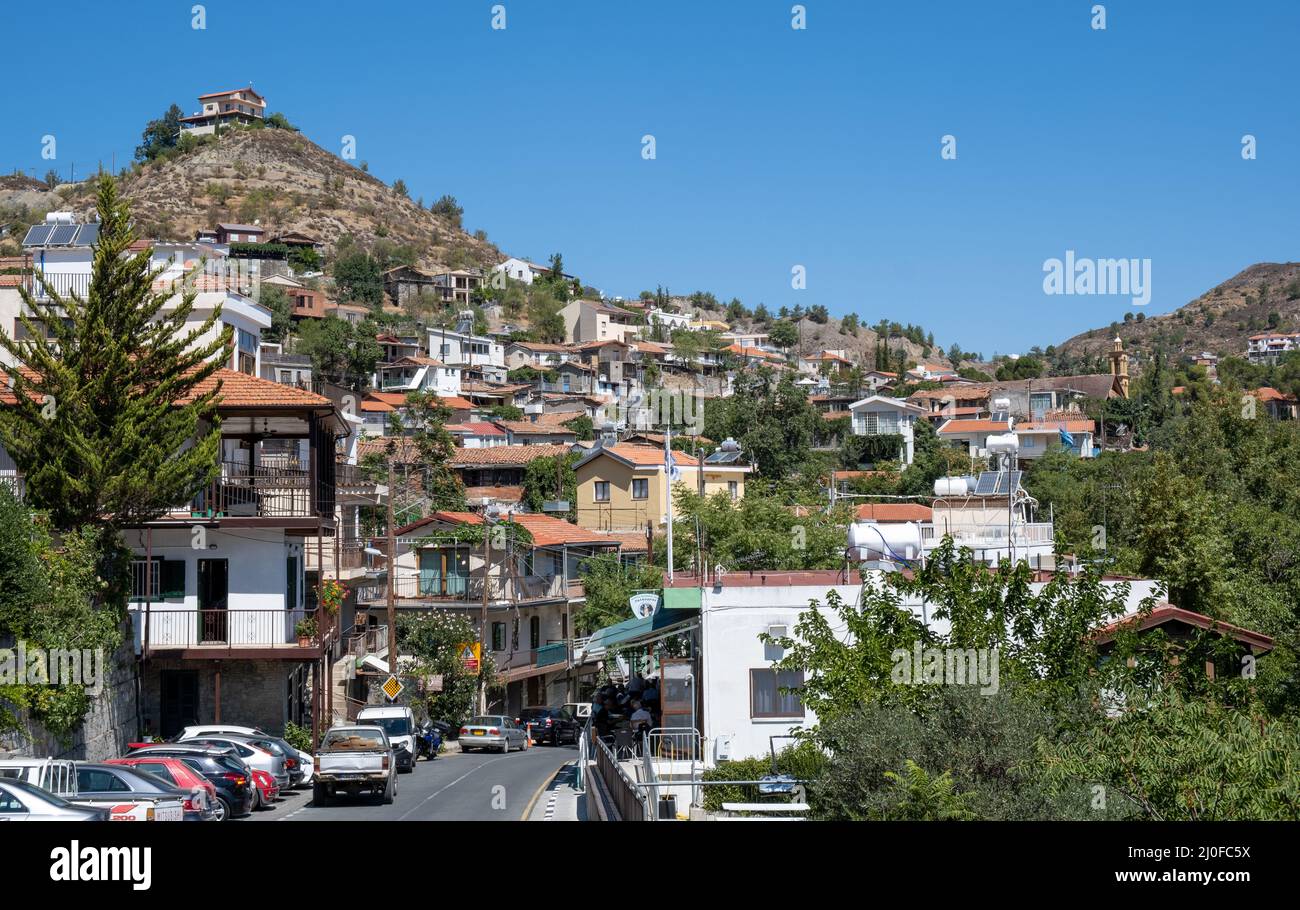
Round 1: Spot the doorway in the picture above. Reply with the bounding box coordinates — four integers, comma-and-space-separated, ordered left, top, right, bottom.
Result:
159, 670, 199, 737
198, 559, 230, 643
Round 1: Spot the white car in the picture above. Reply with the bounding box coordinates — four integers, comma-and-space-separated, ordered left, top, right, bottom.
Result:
355, 706, 416, 773
175, 725, 313, 787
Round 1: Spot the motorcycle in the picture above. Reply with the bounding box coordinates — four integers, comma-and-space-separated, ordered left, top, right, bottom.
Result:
415, 720, 449, 760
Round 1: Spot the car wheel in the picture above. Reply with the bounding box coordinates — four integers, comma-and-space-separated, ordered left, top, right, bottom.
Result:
383, 777, 395, 805
312, 782, 329, 807
213, 796, 231, 822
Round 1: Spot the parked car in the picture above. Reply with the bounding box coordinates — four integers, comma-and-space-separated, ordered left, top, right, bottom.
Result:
176, 735, 290, 792
123, 745, 255, 820
313, 725, 397, 805
250, 769, 280, 809
70, 763, 190, 821
356, 706, 416, 773
171, 725, 313, 787
105, 757, 219, 821
459, 716, 528, 753
517, 707, 580, 746
0, 778, 108, 821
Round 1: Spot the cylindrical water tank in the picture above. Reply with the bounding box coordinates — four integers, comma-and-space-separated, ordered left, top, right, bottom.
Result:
849, 521, 923, 561
933, 477, 967, 497
987, 433, 1019, 455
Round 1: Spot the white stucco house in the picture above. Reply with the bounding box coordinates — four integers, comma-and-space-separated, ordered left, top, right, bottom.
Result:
848, 395, 926, 465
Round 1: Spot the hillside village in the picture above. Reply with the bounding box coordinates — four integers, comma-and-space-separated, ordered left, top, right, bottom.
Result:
1, 86, 1299, 824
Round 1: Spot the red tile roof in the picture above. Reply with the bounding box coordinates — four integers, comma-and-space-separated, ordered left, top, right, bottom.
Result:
450, 444, 572, 466
596, 444, 702, 467
855, 503, 933, 522
1094, 604, 1274, 652
937, 418, 1011, 435
1016, 419, 1096, 433
181, 369, 333, 409
446, 422, 507, 436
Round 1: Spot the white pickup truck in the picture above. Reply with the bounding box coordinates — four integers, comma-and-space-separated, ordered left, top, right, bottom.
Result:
313, 726, 397, 806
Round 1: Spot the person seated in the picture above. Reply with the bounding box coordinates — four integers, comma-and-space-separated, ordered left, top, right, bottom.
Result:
630, 700, 653, 735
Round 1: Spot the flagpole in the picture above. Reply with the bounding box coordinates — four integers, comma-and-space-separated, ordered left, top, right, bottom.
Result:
664, 423, 674, 583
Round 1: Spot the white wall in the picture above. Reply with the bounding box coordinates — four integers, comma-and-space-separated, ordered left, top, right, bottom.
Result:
124, 527, 304, 651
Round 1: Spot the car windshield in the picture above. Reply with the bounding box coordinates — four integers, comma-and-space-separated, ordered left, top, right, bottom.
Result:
360, 716, 411, 736
215, 756, 248, 776
249, 739, 284, 755
468, 716, 503, 727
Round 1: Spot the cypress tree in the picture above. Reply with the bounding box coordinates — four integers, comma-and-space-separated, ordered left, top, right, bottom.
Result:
0, 173, 231, 529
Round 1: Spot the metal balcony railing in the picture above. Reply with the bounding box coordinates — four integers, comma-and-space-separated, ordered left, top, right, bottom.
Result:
0, 470, 23, 501
354, 573, 568, 605
190, 459, 326, 519
131, 607, 324, 651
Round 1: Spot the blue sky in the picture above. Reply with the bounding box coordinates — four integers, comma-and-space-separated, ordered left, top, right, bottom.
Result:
5, 0, 1297, 354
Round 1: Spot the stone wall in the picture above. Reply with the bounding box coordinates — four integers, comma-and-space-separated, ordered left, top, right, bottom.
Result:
139, 657, 311, 738
0, 636, 139, 762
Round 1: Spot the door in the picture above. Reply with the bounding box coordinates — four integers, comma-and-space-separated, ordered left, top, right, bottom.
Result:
419, 549, 442, 596
198, 559, 229, 642
160, 670, 199, 738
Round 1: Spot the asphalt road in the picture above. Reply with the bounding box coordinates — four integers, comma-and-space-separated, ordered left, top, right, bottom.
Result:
244, 741, 578, 822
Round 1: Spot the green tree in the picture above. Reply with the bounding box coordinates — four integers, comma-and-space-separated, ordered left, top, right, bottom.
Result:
769, 320, 798, 349
576, 555, 661, 632
135, 104, 184, 162
259, 284, 293, 344
388, 391, 466, 511
430, 195, 463, 227
0, 174, 229, 529
332, 250, 384, 306
398, 610, 497, 730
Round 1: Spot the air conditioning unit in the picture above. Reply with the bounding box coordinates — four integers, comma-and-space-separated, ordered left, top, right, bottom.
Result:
767, 624, 788, 639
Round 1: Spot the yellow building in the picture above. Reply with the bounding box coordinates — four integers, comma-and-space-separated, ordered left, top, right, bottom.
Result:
573, 443, 752, 531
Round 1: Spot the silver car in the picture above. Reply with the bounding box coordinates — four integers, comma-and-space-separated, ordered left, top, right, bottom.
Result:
178, 734, 290, 792
459, 715, 528, 754
0, 778, 107, 821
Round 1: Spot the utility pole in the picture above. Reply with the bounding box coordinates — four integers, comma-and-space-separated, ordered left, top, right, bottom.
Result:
478, 517, 491, 714
664, 424, 674, 582
386, 462, 398, 682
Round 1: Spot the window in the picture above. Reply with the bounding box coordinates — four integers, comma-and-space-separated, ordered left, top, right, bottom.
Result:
0, 790, 26, 813
594, 481, 610, 502
132, 558, 185, 601
134, 762, 177, 786
861, 412, 899, 435
491, 622, 506, 652
530, 616, 540, 650
76, 768, 131, 793
728, 481, 739, 501
750, 669, 805, 718
631, 478, 649, 500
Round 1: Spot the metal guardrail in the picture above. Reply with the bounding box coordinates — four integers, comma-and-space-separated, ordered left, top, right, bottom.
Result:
191, 460, 323, 519
355, 573, 567, 604
591, 729, 649, 821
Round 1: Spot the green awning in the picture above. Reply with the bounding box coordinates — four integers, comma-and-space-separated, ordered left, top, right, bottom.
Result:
584, 588, 701, 653
586, 615, 653, 652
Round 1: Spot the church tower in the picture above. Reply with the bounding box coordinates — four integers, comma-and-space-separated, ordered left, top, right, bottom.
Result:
1109, 336, 1130, 399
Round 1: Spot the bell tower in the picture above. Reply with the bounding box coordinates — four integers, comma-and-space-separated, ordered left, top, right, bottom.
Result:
1109, 336, 1130, 399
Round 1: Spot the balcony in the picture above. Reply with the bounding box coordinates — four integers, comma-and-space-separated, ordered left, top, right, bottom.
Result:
0, 470, 22, 500
189, 459, 332, 521
492, 640, 572, 676
921, 522, 1055, 549
131, 607, 332, 658
354, 573, 569, 606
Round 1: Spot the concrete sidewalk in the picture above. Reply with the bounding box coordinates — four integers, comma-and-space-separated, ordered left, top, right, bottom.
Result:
528, 761, 586, 821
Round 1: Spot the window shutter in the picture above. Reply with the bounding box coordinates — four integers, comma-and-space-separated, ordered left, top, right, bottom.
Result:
161, 560, 186, 599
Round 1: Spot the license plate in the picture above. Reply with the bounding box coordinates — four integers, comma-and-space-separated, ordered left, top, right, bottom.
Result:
473, 730, 485, 736
156, 805, 184, 822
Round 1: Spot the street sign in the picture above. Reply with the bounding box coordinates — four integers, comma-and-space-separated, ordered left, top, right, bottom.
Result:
381, 674, 404, 701
629, 593, 660, 619
424, 674, 444, 693
458, 641, 481, 673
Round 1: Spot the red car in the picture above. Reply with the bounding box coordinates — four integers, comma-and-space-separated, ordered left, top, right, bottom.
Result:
251, 769, 280, 809
105, 756, 218, 821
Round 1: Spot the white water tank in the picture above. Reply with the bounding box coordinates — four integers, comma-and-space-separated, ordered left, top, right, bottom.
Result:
992, 397, 1011, 412
934, 476, 968, 497
849, 521, 923, 561
45, 212, 75, 224
987, 433, 1019, 455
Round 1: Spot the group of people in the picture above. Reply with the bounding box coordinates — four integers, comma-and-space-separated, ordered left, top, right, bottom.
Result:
591, 676, 660, 743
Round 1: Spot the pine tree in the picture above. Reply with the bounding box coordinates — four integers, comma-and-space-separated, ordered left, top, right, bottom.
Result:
0, 173, 230, 529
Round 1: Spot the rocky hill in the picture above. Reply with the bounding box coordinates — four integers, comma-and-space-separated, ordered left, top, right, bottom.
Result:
1051, 262, 1300, 371
52, 128, 501, 271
